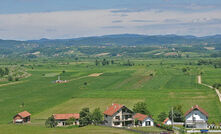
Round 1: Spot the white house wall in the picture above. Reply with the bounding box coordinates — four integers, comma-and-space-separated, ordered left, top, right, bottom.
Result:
141, 117, 154, 126
165, 120, 172, 125
185, 110, 208, 122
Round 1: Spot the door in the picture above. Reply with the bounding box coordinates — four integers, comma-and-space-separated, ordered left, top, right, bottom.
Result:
145, 121, 151, 126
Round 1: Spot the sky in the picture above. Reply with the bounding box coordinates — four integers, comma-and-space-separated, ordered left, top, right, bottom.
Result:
0, 0, 221, 40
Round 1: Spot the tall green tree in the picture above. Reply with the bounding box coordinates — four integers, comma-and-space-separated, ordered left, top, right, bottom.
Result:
0, 68, 4, 77
79, 108, 92, 127
92, 108, 103, 125
4, 67, 9, 75
133, 102, 150, 115
157, 112, 167, 122
95, 59, 99, 66
169, 105, 184, 122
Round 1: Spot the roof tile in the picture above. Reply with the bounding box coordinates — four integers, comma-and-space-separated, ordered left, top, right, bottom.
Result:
184, 105, 209, 117
53, 113, 80, 120
17, 111, 31, 118
103, 103, 124, 116
133, 113, 149, 121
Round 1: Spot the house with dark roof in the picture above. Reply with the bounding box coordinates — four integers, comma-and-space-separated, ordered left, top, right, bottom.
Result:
133, 113, 154, 127
53, 113, 80, 126
103, 103, 134, 127
13, 111, 31, 124
184, 105, 209, 129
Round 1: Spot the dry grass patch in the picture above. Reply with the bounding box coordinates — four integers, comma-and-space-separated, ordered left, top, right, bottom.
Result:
88, 73, 103, 77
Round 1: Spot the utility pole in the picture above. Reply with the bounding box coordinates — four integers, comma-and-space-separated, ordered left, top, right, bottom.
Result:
171, 107, 174, 128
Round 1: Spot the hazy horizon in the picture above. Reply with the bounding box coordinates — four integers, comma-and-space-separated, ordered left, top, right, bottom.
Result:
0, 0, 221, 40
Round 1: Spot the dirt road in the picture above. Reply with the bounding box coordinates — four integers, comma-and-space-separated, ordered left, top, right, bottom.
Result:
198, 75, 221, 102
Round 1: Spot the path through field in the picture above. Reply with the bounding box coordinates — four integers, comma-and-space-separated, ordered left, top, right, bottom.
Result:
0, 80, 27, 88
198, 75, 221, 102
69, 73, 103, 81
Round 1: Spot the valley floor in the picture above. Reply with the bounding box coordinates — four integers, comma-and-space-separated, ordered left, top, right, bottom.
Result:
0, 59, 221, 133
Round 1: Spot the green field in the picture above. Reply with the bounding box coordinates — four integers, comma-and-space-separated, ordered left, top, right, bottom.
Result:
0, 59, 221, 133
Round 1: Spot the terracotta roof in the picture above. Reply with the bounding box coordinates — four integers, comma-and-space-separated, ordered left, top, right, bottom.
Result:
163, 118, 170, 124
133, 113, 149, 121
184, 105, 209, 117
103, 103, 124, 116
53, 113, 80, 120
17, 111, 31, 118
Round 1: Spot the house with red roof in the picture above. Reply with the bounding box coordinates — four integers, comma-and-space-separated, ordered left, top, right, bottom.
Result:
53, 113, 80, 126
133, 113, 154, 127
163, 117, 172, 125
103, 103, 134, 127
184, 105, 209, 129
13, 111, 31, 124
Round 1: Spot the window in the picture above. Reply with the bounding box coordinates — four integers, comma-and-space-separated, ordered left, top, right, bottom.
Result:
114, 122, 120, 126
124, 115, 127, 120
115, 116, 120, 120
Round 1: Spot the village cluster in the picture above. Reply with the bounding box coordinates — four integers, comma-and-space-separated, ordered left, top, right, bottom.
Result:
13, 103, 214, 130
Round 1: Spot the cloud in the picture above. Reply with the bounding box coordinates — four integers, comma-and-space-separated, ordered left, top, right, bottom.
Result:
131, 20, 156, 23
163, 19, 181, 23
102, 26, 125, 29
112, 20, 123, 23
110, 9, 144, 13
0, 9, 221, 40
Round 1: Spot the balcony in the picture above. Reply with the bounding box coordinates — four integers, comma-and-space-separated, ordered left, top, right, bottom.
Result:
186, 120, 207, 124
113, 118, 134, 122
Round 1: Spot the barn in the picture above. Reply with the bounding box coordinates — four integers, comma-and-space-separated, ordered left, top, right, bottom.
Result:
13, 111, 31, 124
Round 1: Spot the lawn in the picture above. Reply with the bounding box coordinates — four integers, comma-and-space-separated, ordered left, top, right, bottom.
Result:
131, 126, 166, 132
0, 125, 135, 134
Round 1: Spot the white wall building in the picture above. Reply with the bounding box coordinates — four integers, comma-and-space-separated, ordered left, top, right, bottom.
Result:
103, 103, 134, 127
184, 105, 208, 129
133, 113, 154, 127
163, 118, 172, 125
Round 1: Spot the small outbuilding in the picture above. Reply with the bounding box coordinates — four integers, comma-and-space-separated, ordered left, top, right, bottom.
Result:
133, 113, 154, 127
13, 111, 31, 124
163, 118, 172, 125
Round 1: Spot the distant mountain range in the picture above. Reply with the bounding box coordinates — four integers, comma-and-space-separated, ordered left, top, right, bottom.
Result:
1, 34, 221, 48
0, 34, 220, 58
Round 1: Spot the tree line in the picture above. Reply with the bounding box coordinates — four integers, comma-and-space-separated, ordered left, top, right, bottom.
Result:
0, 67, 9, 77
95, 59, 134, 66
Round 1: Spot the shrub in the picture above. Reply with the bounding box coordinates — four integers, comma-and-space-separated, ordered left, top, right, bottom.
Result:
156, 123, 173, 131
45, 116, 57, 128
84, 82, 87, 86
66, 117, 76, 126
8, 76, 13, 81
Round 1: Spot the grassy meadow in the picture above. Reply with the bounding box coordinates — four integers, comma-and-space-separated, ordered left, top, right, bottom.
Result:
0, 58, 221, 133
